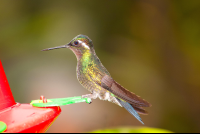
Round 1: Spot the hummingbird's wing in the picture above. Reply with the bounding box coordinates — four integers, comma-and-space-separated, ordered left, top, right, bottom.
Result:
101, 75, 151, 108
85, 62, 150, 114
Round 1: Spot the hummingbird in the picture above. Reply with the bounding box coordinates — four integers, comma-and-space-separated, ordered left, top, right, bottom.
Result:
42, 35, 151, 124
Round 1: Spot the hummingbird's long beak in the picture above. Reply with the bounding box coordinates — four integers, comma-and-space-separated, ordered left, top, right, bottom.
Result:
42, 44, 69, 51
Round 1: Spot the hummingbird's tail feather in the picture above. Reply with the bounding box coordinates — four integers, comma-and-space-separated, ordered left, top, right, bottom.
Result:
117, 98, 144, 124
130, 104, 148, 115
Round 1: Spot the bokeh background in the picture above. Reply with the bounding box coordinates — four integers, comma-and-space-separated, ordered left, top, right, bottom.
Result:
1, 0, 200, 133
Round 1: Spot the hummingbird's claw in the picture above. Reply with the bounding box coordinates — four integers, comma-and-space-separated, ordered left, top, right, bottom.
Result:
88, 101, 92, 104
81, 94, 94, 104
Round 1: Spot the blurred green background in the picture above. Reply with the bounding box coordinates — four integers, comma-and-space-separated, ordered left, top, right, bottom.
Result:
0, 0, 200, 133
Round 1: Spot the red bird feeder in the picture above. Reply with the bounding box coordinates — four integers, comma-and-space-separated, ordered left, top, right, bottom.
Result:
0, 61, 61, 133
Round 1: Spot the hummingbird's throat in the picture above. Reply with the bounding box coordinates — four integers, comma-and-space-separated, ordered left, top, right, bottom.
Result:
82, 50, 92, 63
79, 50, 93, 73
69, 47, 91, 62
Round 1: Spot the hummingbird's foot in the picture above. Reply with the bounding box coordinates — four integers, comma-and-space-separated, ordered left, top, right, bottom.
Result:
81, 94, 94, 104
82, 93, 98, 99
82, 94, 91, 98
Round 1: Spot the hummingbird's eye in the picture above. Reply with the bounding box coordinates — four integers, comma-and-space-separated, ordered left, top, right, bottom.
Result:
74, 41, 79, 45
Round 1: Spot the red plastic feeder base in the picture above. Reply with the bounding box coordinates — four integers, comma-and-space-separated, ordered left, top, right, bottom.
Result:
0, 103, 61, 133
0, 60, 61, 133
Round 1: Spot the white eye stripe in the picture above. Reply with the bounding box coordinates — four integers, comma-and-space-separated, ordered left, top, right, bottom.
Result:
78, 40, 90, 49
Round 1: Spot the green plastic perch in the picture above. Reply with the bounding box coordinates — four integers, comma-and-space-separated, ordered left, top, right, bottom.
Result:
30, 96, 92, 107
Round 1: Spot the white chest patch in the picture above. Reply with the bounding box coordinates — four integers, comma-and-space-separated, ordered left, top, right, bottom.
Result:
90, 91, 122, 107
104, 92, 111, 101
97, 92, 111, 102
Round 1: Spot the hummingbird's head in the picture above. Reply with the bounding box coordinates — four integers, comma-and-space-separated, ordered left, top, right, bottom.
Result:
67, 34, 93, 51
42, 34, 94, 60
42, 34, 93, 51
